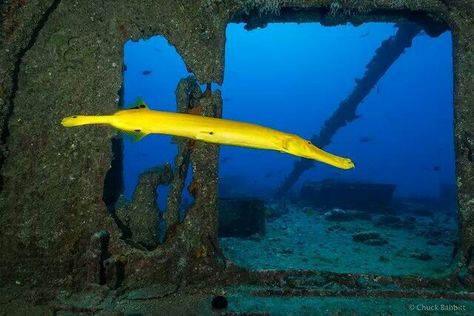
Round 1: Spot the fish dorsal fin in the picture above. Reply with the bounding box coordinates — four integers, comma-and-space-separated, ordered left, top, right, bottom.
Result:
122, 129, 147, 142
128, 97, 149, 110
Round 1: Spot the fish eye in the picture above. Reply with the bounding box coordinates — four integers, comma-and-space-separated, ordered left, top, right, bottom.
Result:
72, 115, 77, 118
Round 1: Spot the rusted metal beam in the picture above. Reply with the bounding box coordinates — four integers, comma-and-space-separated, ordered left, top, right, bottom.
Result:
275, 23, 422, 197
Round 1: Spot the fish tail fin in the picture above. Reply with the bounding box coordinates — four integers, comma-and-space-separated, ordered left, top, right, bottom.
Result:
61, 115, 112, 127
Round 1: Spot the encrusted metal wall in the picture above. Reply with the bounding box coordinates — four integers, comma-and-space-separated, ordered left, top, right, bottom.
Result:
0, 0, 473, 309
0, 0, 231, 291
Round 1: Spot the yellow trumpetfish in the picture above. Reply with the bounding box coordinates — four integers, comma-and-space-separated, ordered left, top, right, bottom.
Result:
61, 99, 355, 170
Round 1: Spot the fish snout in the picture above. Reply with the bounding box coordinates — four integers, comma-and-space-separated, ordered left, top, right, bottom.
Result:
341, 158, 355, 170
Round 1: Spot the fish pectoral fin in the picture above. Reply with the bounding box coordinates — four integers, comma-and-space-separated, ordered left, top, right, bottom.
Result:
122, 130, 147, 142
281, 137, 292, 152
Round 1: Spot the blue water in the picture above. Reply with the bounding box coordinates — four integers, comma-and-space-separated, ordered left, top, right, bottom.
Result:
123, 22, 454, 201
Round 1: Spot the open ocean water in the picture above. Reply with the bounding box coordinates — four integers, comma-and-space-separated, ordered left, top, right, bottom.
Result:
123, 22, 456, 277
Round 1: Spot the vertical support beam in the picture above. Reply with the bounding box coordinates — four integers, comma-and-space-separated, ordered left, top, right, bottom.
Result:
453, 19, 474, 269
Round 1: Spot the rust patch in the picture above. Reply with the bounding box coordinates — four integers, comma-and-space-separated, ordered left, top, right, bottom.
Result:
187, 178, 198, 198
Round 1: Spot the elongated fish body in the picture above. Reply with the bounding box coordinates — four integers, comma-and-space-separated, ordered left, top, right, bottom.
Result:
62, 102, 355, 170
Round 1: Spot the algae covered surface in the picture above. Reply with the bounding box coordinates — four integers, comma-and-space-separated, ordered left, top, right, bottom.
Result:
0, 0, 230, 288
221, 204, 457, 276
